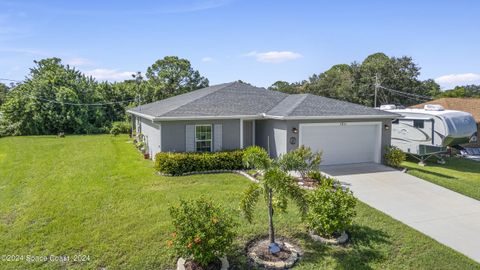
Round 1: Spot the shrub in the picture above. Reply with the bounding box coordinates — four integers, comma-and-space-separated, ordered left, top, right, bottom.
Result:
384, 146, 406, 168
168, 198, 237, 267
307, 171, 338, 187
155, 150, 245, 175
110, 121, 130, 136
306, 182, 357, 237
279, 145, 322, 179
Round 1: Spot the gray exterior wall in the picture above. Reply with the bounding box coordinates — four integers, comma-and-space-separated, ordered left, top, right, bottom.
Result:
133, 115, 392, 164
243, 120, 253, 148
159, 119, 241, 152
284, 118, 392, 163
138, 117, 161, 158
254, 119, 287, 157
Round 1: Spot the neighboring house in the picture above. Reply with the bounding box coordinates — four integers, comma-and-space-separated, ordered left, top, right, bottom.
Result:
411, 98, 480, 146
127, 81, 398, 166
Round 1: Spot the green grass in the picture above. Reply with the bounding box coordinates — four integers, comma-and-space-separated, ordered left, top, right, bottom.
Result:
403, 157, 480, 201
0, 135, 479, 269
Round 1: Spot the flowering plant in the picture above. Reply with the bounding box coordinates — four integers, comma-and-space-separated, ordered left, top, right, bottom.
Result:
168, 198, 236, 266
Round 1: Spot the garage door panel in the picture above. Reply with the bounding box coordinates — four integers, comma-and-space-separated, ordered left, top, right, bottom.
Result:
299, 123, 380, 165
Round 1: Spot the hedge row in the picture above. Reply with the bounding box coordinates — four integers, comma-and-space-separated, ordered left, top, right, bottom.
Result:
154, 150, 245, 176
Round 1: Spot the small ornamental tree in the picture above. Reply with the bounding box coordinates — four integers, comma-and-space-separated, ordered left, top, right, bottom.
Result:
279, 145, 322, 179
306, 182, 357, 237
384, 146, 406, 168
168, 198, 236, 267
240, 146, 308, 253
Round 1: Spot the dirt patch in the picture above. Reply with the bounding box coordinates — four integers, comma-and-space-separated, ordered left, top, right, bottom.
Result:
253, 242, 292, 262
184, 258, 222, 270
247, 236, 302, 269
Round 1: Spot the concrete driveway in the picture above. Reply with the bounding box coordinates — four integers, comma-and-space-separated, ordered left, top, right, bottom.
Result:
322, 163, 480, 263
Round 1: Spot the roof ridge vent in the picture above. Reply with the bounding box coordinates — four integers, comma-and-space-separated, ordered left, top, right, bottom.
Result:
424, 104, 445, 111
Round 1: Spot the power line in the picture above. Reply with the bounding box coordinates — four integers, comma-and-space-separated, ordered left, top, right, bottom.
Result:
383, 90, 430, 102
26, 94, 135, 106
378, 85, 432, 100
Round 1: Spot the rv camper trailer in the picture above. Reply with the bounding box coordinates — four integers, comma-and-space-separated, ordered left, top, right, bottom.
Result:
381, 104, 477, 165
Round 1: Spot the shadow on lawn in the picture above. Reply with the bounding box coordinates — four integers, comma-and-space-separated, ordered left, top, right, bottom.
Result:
406, 166, 457, 180
406, 156, 480, 175
296, 225, 390, 269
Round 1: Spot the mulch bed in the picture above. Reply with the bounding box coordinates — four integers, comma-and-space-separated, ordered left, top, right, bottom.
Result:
296, 177, 318, 188
184, 258, 222, 270
254, 242, 293, 262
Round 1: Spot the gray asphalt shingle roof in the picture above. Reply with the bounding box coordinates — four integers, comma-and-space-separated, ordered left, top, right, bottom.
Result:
128, 81, 397, 119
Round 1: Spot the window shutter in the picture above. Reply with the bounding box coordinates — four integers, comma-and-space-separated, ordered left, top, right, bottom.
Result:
186, 125, 195, 152
214, 124, 222, 151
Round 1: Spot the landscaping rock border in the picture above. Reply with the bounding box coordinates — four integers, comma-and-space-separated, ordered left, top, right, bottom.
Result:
247, 237, 302, 269
308, 230, 348, 245
176, 256, 229, 270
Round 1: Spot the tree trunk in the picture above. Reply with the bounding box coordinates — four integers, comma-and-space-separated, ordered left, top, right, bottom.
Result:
268, 188, 275, 244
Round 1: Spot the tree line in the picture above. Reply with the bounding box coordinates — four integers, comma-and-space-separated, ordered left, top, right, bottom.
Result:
1, 52, 478, 136
269, 52, 443, 107
0, 56, 208, 136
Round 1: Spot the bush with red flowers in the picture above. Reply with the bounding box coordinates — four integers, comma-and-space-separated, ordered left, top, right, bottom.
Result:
168, 198, 237, 267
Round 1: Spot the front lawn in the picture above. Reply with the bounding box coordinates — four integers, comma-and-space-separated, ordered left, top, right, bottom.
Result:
403, 157, 480, 201
1, 135, 479, 269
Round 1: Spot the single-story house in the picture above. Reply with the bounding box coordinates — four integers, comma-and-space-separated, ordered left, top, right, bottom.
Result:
127, 81, 398, 165
410, 98, 480, 146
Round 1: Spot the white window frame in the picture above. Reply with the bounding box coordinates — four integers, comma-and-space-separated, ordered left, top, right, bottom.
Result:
195, 124, 213, 152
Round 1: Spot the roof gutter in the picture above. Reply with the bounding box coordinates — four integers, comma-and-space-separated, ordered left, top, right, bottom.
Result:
151, 115, 263, 121
127, 111, 400, 122
265, 114, 400, 120
126, 110, 156, 121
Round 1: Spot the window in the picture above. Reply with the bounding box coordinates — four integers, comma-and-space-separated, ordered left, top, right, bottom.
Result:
195, 125, 212, 152
413, 120, 424, 129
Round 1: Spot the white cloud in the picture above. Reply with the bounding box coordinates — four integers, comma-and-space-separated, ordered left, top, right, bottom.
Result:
0, 47, 49, 55
243, 50, 303, 63
84, 69, 135, 81
66, 57, 93, 66
201, 56, 213, 62
435, 73, 480, 88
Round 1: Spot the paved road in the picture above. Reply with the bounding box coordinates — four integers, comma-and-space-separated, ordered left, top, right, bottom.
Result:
322, 163, 480, 264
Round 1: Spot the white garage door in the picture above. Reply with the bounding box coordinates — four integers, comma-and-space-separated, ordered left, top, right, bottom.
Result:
299, 122, 382, 165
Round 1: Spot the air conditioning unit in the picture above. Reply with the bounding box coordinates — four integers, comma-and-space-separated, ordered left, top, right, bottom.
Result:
380, 104, 397, 110
424, 104, 445, 111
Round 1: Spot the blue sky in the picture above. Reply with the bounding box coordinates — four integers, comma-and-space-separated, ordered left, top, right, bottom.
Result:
1, 0, 479, 89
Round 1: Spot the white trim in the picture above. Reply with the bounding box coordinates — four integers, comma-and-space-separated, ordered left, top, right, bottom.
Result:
153, 115, 262, 121
266, 114, 397, 120
194, 124, 213, 152
127, 110, 398, 122
299, 121, 381, 128
240, 119, 244, 149
127, 110, 156, 121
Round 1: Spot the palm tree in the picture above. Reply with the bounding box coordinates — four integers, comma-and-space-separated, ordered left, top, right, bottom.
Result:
240, 146, 308, 253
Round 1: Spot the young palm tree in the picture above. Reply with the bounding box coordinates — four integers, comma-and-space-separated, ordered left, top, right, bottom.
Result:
240, 146, 308, 253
